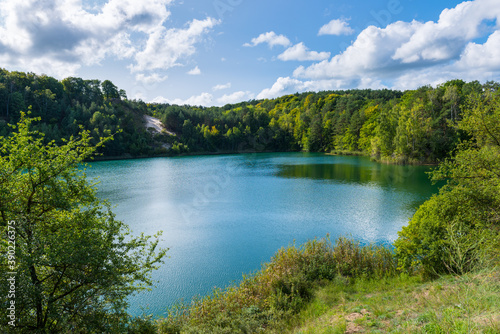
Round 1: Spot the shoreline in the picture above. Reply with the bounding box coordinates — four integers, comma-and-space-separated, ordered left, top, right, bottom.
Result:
87, 149, 293, 162
87, 149, 439, 166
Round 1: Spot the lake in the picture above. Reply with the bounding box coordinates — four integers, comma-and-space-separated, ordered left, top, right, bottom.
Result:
85, 152, 440, 317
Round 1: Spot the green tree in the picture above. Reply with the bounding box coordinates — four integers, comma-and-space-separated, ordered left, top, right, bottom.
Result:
0, 114, 167, 332
101, 80, 120, 100
395, 91, 500, 276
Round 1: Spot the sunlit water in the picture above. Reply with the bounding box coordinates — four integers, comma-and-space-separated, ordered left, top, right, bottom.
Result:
85, 153, 440, 317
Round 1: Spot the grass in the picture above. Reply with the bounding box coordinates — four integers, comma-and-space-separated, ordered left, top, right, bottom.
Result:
291, 269, 500, 333
130, 236, 499, 333
155, 236, 397, 334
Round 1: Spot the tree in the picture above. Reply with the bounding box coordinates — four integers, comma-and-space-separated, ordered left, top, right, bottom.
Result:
62, 77, 85, 106
119, 89, 127, 100
0, 114, 167, 332
101, 80, 120, 100
395, 91, 500, 276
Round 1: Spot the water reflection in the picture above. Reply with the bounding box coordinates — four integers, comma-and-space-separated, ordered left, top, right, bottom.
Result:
276, 162, 440, 194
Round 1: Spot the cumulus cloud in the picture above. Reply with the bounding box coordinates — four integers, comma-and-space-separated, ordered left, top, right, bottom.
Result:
243, 31, 291, 48
256, 77, 305, 99
212, 82, 232, 91
256, 76, 386, 100
293, 0, 500, 88
135, 73, 168, 85
187, 66, 201, 75
0, 0, 216, 80
153, 89, 252, 107
457, 30, 500, 70
154, 92, 214, 106
318, 18, 355, 36
216, 91, 254, 105
278, 42, 330, 61
392, 1, 498, 64
130, 17, 219, 73
294, 22, 417, 80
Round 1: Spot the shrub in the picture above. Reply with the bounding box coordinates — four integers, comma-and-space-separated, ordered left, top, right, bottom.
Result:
158, 236, 397, 333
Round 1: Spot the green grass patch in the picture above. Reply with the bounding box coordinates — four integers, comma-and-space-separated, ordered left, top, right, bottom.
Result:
130, 237, 499, 333
292, 268, 500, 333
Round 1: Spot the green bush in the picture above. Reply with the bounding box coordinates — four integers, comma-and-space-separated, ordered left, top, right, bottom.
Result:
395, 186, 500, 277
158, 236, 397, 333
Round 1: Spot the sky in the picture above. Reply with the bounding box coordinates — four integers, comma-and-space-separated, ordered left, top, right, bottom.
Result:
0, 0, 499, 106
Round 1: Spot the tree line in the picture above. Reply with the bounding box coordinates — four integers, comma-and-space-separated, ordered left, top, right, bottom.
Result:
1, 68, 499, 163
0, 69, 153, 157
149, 79, 499, 163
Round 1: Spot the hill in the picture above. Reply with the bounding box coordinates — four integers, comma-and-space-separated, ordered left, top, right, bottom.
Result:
2, 68, 499, 163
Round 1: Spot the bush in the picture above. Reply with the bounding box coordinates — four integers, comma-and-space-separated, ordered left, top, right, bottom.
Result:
158, 236, 396, 333
395, 187, 500, 277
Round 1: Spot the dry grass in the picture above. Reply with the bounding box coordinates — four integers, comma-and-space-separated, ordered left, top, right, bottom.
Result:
291, 268, 500, 333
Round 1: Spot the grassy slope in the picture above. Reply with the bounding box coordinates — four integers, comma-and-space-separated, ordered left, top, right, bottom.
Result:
154, 238, 499, 334
288, 269, 500, 334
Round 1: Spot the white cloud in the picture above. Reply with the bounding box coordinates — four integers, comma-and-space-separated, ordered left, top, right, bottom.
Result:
256, 77, 306, 99
130, 17, 219, 73
133, 90, 148, 101
135, 73, 168, 85
212, 82, 232, 91
243, 31, 291, 48
154, 92, 214, 106
392, 0, 499, 64
318, 18, 354, 36
457, 30, 500, 70
278, 42, 330, 61
151, 96, 170, 104
294, 22, 416, 80
0, 0, 217, 81
256, 76, 387, 100
187, 66, 201, 75
293, 0, 500, 89
158, 89, 253, 107
217, 91, 254, 105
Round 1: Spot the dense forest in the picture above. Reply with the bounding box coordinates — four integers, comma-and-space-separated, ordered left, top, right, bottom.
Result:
150, 80, 499, 163
1, 68, 499, 163
0, 69, 155, 157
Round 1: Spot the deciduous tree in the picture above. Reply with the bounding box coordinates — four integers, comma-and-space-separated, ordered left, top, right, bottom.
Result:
0, 114, 167, 332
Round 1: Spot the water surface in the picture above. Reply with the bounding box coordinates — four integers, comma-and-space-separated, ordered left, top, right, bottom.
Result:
86, 153, 439, 317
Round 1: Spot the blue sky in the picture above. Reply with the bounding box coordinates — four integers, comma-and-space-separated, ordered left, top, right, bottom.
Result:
0, 0, 499, 106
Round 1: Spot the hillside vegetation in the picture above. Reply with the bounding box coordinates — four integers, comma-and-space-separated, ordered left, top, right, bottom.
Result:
2, 68, 499, 163
0, 69, 158, 157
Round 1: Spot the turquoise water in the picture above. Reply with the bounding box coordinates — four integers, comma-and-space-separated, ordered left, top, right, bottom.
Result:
85, 153, 439, 317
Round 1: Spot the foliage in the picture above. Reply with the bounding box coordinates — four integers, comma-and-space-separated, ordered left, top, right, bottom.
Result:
1, 68, 496, 164
158, 236, 396, 333
147, 81, 489, 164
395, 91, 500, 276
0, 69, 155, 157
0, 114, 167, 332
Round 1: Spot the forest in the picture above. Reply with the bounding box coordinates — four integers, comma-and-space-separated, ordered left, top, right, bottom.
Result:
1, 68, 499, 163
0, 69, 153, 157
